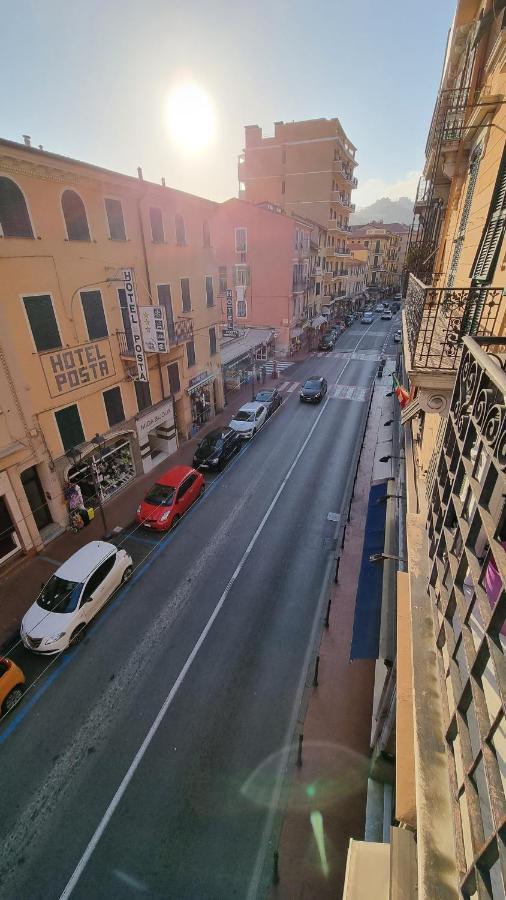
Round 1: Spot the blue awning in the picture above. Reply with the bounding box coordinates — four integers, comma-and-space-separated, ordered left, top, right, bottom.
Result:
350, 481, 388, 660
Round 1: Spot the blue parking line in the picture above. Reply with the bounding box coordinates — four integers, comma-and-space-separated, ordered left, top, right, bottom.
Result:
123, 533, 161, 546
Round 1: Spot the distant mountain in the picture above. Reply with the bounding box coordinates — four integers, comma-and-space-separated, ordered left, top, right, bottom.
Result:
351, 196, 414, 226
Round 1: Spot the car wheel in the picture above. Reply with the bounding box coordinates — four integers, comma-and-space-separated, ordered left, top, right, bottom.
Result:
2, 685, 24, 715
171, 514, 181, 528
252, 427, 257, 436
122, 565, 133, 584
69, 624, 86, 648
199, 485, 205, 498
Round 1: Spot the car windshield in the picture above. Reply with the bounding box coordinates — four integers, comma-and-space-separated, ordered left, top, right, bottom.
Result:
37, 575, 83, 613
234, 410, 254, 422
144, 484, 175, 506
255, 392, 273, 402
199, 435, 222, 451
304, 380, 321, 390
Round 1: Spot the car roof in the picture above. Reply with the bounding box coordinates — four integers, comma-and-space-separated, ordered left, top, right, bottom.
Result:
305, 375, 324, 382
200, 428, 231, 440
256, 389, 274, 395
56, 541, 116, 581
156, 464, 195, 487
235, 402, 264, 413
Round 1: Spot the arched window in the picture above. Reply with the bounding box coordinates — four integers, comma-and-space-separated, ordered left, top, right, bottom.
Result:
202, 220, 211, 248
175, 214, 186, 247
61, 189, 90, 241
0, 177, 33, 238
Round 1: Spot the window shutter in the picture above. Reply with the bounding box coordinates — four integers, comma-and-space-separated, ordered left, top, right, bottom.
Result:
23, 295, 62, 352
471, 145, 506, 284
55, 405, 85, 451
446, 146, 482, 288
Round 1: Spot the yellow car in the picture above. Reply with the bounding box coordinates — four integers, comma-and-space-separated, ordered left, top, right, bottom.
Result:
0, 656, 25, 716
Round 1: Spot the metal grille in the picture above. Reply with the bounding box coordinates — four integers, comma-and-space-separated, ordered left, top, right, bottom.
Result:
427, 337, 506, 898
405, 274, 506, 371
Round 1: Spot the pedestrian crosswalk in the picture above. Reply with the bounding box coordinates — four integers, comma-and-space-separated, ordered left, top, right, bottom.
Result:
276, 379, 368, 402
334, 351, 381, 362
260, 360, 294, 374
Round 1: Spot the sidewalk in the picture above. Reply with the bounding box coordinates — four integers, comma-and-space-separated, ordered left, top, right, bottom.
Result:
271, 370, 393, 899
0, 366, 302, 649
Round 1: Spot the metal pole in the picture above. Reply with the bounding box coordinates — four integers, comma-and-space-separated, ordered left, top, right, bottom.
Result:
297, 733, 303, 767
272, 851, 280, 885
92, 460, 109, 539
313, 654, 320, 687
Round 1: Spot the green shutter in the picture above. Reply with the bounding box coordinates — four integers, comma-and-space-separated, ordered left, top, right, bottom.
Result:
23, 295, 62, 352
471, 145, 506, 283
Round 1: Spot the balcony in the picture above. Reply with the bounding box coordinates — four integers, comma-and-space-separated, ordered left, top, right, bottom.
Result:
404, 274, 506, 376
116, 318, 194, 358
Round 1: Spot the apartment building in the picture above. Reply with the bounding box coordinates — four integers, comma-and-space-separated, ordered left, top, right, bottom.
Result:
238, 118, 359, 298
211, 198, 317, 355
344, 2, 506, 897
0, 137, 224, 566
349, 223, 404, 290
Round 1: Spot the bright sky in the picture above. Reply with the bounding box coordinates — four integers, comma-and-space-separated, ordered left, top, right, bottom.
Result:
2, 0, 455, 209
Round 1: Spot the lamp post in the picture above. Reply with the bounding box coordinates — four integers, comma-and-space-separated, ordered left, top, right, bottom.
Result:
250, 350, 257, 401
369, 552, 407, 564
379, 454, 404, 463
91, 433, 111, 539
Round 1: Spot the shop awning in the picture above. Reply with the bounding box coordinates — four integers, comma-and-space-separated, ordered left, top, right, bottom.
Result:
350, 481, 387, 660
187, 374, 215, 394
221, 328, 274, 367
396, 570, 416, 829
310, 315, 327, 328
290, 327, 304, 338
343, 840, 390, 900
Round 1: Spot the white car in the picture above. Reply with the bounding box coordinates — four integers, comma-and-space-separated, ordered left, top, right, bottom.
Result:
381, 309, 393, 320
375, 303, 384, 312
229, 402, 268, 438
394, 329, 402, 342
20, 541, 133, 654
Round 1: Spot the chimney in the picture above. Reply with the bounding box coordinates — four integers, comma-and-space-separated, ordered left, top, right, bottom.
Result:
22, 135, 31, 147
137, 166, 143, 180
161, 177, 166, 187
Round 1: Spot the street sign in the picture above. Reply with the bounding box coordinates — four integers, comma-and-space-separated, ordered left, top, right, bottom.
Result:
122, 269, 149, 382
226, 289, 234, 329
139, 305, 169, 353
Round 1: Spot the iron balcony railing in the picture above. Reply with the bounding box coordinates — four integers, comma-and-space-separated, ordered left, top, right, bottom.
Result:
425, 335, 506, 896
116, 318, 194, 357
405, 273, 506, 371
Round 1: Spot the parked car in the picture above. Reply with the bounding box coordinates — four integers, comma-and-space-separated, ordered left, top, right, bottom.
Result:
20, 541, 133, 654
361, 311, 374, 324
344, 314, 354, 327
318, 334, 334, 351
300, 376, 328, 404
229, 402, 268, 438
375, 303, 384, 312
394, 293, 402, 301
192, 428, 241, 471
254, 388, 283, 417
391, 302, 400, 313
394, 329, 402, 343
381, 309, 393, 320
0, 657, 25, 715
137, 465, 205, 530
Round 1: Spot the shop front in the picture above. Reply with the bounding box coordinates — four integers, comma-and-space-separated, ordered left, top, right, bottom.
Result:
187, 372, 216, 435
67, 435, 136, 510
136, 398, 178, 473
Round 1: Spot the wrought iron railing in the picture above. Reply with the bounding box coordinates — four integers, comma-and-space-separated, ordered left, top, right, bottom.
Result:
405, 273, 506, 371
116, 317, 194, 358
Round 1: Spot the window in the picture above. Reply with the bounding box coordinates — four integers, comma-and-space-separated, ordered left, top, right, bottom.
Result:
104, 198, 126, 241
374, 255, 379, 267
219, 266, 227, 293
61, 190, 90, 241
375, 240, 380, 252
0, 177, 33, 238
23, 294, 62, 352
157, 283, 174, 341
281, 180, 285, 195
82, 556, 116, 602
167, 362, 180, 395
203, 220, 211, 248
81, 290, 108, 340
471, 143, 506, 284
134, 379, 152, 412
205, 276, 214, 307
364, 240, 369, 247
237, 299, 247, 317
235, 265, 250, 286
209, 326, 217, 356
282, 148, 286, 163
149, 207, 164, 243
103, 387, 125, 427
181, 277, 191, 312
186, 340, 196, 368
315, 282, 321, 296
175, 214, 186, 246
118, 288, 134, 353
55, 404, 85, 452
235, 227, 247, 252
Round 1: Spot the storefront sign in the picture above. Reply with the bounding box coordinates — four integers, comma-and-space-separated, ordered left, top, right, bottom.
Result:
123, 269, 149, 382
226, 289, 234, 328
139, 306, 169, 354
136, 399, 174, 442
189, 370, 209, 389
40, 339, 115, 397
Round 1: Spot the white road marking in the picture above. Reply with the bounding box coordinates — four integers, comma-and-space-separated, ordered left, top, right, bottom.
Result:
58, 388, 335, 900
278, 381, 290, 391
286, 383, 298, 393
329, 384, 368, 402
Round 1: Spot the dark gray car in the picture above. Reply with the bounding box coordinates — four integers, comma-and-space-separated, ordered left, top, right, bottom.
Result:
300, 376, 328, 404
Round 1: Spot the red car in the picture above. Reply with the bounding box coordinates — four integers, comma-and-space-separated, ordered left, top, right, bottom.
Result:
136, 465, 205, 531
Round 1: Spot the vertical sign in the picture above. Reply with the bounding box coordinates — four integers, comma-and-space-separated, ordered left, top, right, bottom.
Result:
226, 288, 234, 328
139, 306, 169, 353
123, 269, 149, 382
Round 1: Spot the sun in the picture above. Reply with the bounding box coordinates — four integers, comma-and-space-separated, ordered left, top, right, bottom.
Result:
166, 81, 216, 155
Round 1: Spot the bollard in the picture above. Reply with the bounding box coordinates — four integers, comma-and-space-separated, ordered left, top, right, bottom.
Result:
325, 593, 332, 627
272, 850, 280, 885
341, 525, 346, 549
347, 497, 352, 523
334, 555, 341, 583
297, 733, 303, 767
313, 654, 320, 687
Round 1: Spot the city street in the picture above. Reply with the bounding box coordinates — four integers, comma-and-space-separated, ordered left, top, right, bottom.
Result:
0, 318, 396, 900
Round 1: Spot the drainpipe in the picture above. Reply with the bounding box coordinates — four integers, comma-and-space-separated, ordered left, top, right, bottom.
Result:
135, 190, 165, 401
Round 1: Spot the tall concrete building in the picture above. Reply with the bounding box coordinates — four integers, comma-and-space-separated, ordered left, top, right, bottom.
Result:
238, 118, 358, 299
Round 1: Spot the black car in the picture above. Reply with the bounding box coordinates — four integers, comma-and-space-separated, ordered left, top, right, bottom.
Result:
344, 314, 354, 326
254, 388, 282, 416
192, 428, 241, 470
318, 334, 334, 351
300, 376, 328, 403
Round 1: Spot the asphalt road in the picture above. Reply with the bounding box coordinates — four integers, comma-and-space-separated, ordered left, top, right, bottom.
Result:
0, 316, 398, 900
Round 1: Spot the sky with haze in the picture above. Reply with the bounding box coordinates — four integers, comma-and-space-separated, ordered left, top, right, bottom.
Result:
1, 0, 456, 209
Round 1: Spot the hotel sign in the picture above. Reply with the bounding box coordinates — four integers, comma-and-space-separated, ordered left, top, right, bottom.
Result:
139, 305, 169, 353
123, 269, 149, 382
40, 339, 115, 397
226, 289, 234, 328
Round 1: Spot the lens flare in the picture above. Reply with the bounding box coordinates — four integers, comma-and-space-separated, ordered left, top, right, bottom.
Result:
166, 81, 216, 155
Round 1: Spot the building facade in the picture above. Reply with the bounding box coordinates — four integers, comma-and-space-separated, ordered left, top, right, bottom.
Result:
344, 2, 506, 897
349, 223, 405, 290
238, 118, 359, 299
0, 138, 224, 566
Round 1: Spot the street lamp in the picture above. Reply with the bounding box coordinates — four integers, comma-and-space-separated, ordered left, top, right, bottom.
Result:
369, 552, 407, 564
379, 455, 404, 463
376, 493, 406, 504
91, 433, 111, 539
